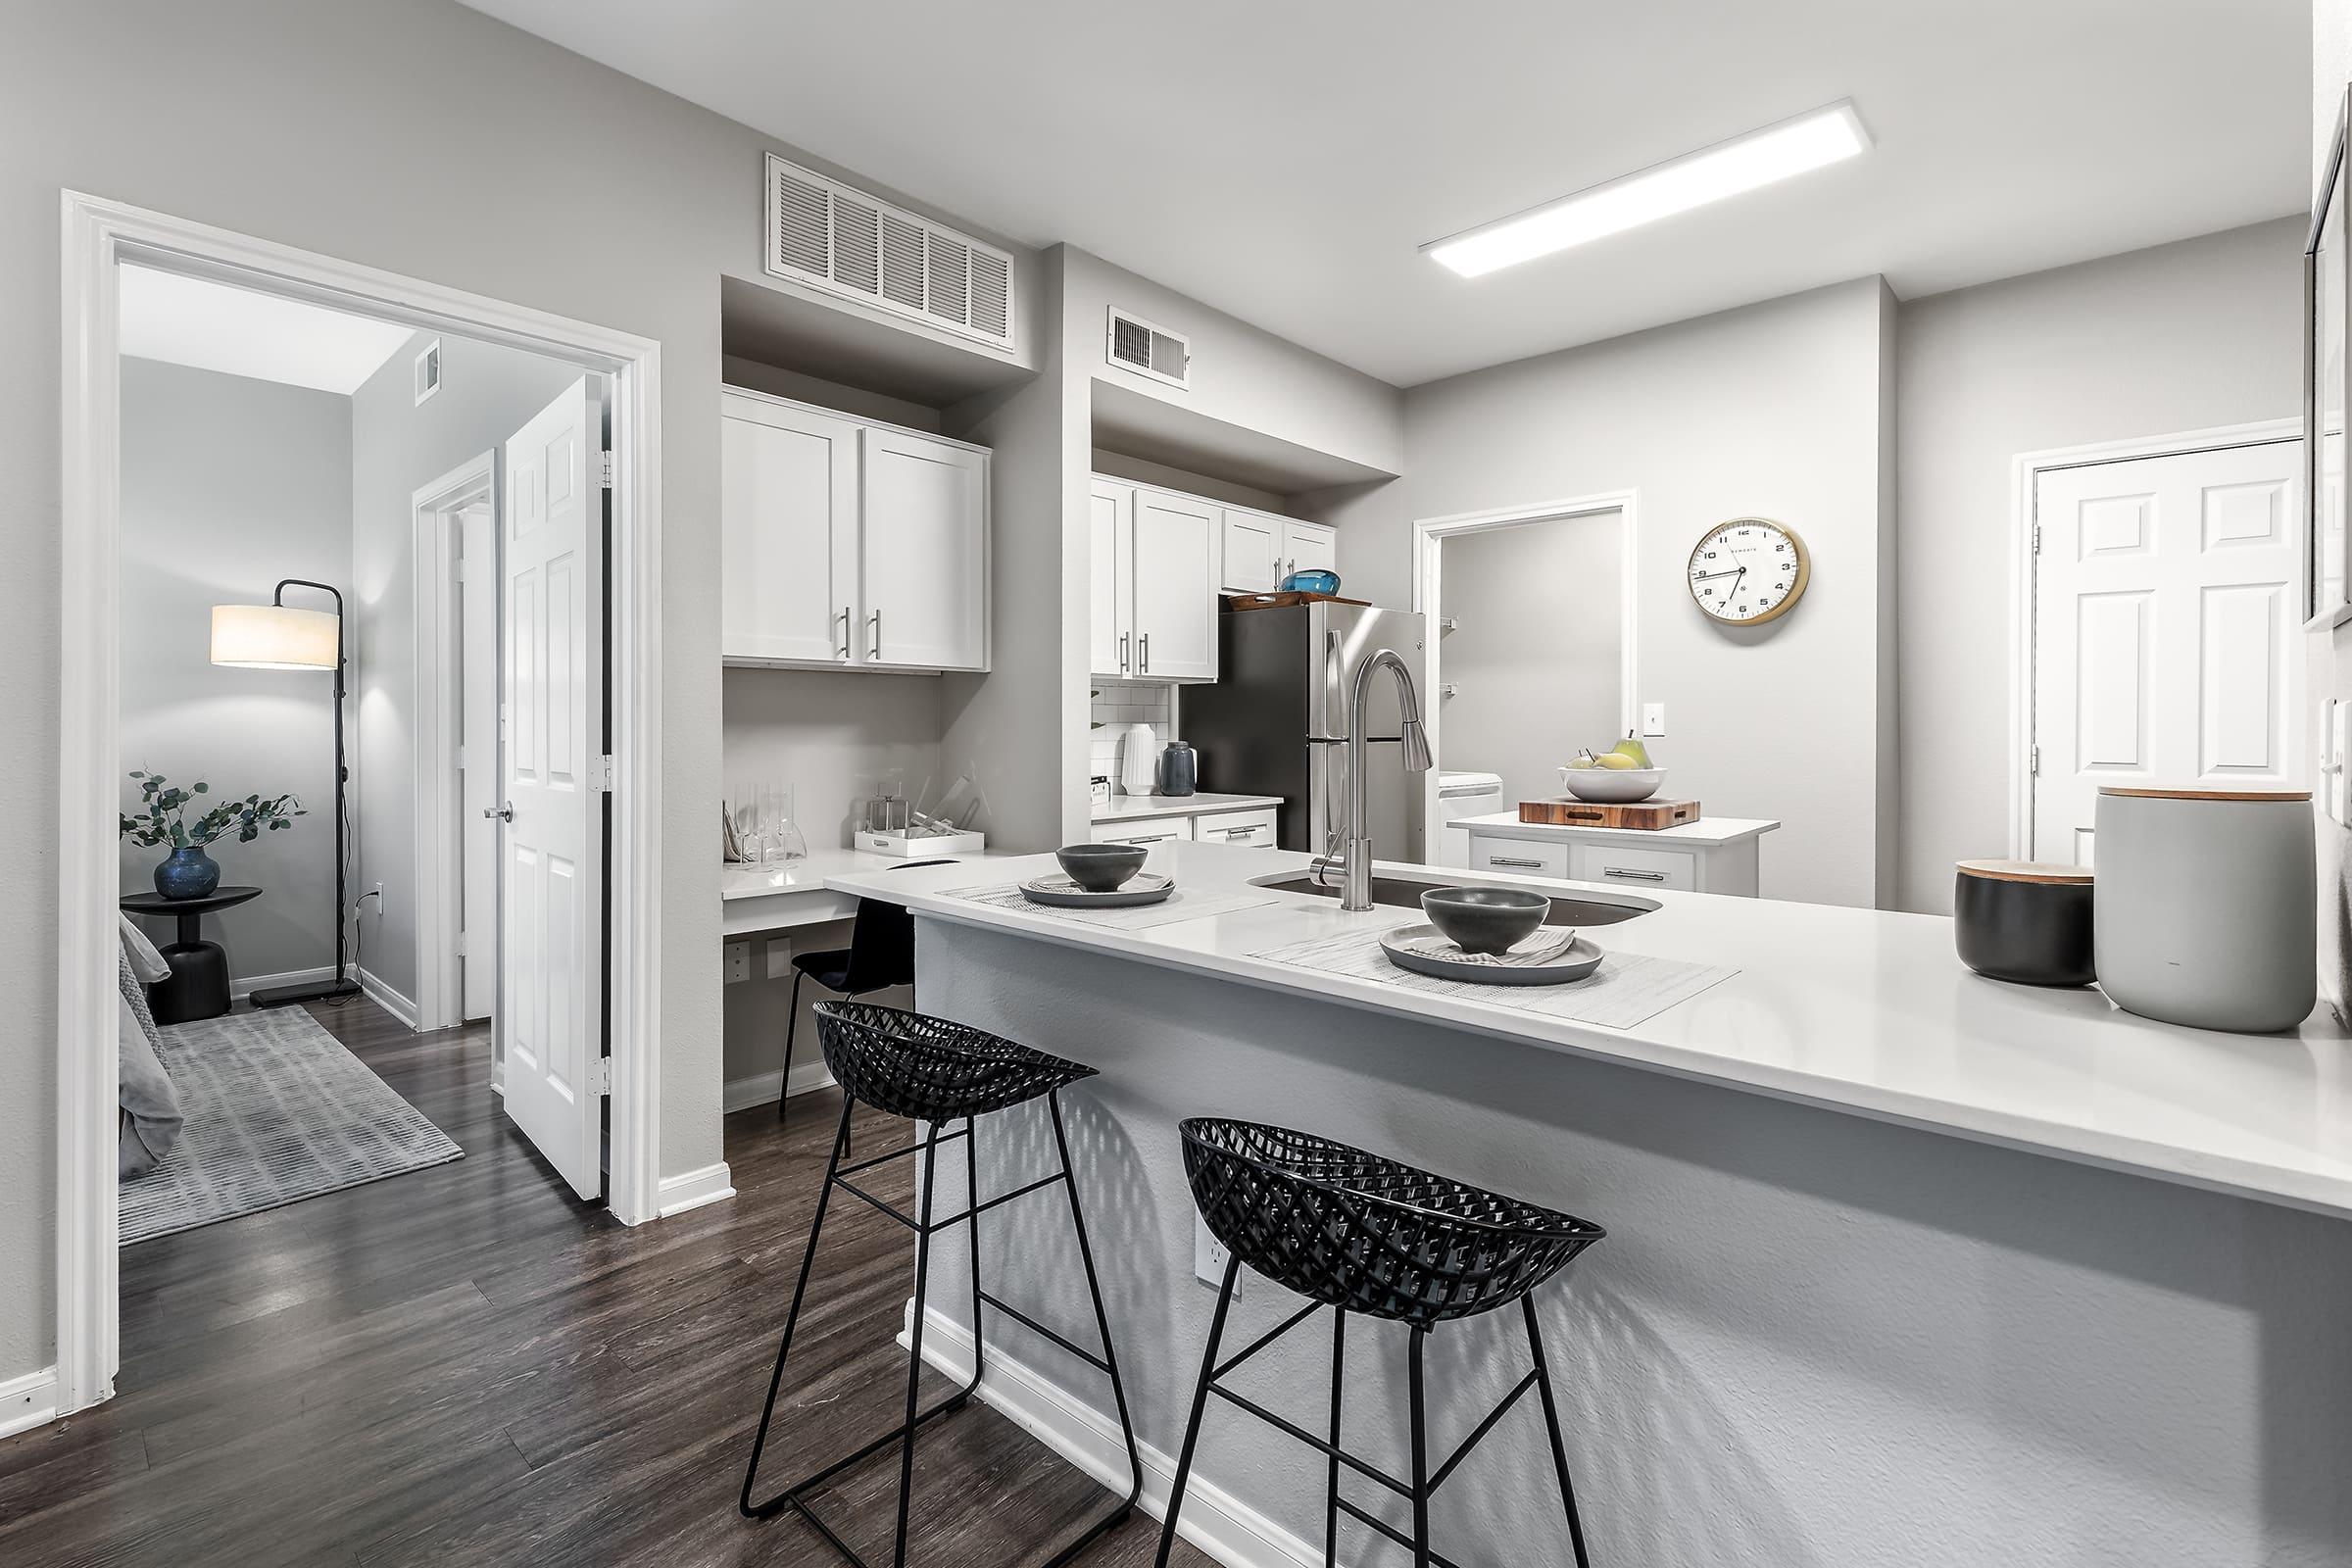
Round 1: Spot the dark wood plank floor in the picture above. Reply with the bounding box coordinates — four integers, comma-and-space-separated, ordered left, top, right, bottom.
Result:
1, 999, 1206, 1568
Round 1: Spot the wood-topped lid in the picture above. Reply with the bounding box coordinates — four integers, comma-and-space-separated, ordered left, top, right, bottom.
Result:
1955, 859, 2092, 885
2096, 787, 2313, 803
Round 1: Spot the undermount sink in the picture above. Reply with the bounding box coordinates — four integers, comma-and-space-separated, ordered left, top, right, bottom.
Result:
1250, 872, 1657, 926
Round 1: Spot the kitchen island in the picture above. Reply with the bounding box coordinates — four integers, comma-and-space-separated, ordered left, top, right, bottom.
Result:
828, 843, 2352, 1567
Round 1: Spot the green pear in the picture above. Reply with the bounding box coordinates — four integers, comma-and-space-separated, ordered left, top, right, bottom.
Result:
1593, 751, 1642, 770
1610, 734, 1654, 768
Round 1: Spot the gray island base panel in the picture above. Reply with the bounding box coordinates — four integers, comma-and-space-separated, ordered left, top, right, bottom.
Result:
826, 844, 2352, 1568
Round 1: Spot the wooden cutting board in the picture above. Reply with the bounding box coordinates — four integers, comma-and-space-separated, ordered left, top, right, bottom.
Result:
1223, 591, 1370, 610
1519, 798, 1700, 829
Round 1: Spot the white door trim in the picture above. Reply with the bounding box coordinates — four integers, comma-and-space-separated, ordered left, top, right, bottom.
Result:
57, 191, 668, 1422
412, 452, 497, 1035
1410, 491, 1640, 857
2007, 419, 2304, 859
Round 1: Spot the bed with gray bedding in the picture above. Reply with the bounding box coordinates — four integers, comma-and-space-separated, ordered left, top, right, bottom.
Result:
119, 912, 182, 1178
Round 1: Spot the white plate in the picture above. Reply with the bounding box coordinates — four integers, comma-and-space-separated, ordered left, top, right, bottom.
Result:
1020, 872, 1175, 908
1379, 924, 1602, 986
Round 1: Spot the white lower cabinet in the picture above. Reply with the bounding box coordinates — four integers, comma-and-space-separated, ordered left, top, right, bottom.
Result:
1461, 824, 1767, 897
1193, 807, 1278, 847
1090, 817, 1195, 847
1470, 838, 1570, 879
1568, 842, 1698, 893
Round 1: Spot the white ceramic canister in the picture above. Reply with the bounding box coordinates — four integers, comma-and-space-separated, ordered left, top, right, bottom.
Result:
2091, 787, 2316, 1033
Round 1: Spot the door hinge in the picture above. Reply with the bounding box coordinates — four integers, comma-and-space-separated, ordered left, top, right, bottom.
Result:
591, 1057, 612, 1096
592, 755, 615, 792
600, 451, 614, 489
2030, 743, 2041, 775
455, 928, 467, 958
2032, 524, 2042, 555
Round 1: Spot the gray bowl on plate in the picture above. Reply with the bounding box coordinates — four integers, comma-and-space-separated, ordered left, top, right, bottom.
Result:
1055, 843, 1148, 893
1419, 886, 1550, 956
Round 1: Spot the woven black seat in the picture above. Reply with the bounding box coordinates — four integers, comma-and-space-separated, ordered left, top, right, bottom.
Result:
741, 1005, 1139, 1568
1182, 1117, 1603, 1327
1158, 1117, 1607, 1568
817, 1001, 1100, 1122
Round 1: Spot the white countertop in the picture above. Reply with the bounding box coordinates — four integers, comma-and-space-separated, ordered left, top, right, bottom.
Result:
1458, 810, 1779, 846
830, 841, 2352, 1220
1090, 791, 1282, 825
722, 846, 1009, 936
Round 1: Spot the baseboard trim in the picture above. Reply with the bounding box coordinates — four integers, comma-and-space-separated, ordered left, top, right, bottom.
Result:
902, 1303, 1340, 1568
656, 1161, 736, 1218
356, 967, 419, 1030
722, 1058, 837, 1114
228, 964, 333, 1003
0, 1366, 61, 1442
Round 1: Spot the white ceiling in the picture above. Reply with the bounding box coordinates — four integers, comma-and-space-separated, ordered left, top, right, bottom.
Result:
460, 0, 2308, 388
119, 267, 413, 396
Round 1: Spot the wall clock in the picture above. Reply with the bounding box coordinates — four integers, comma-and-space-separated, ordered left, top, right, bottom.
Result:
1687, 516, 1810, 625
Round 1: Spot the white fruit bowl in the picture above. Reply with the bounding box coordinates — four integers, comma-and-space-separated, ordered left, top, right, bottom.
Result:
1557, 766, 1665, 804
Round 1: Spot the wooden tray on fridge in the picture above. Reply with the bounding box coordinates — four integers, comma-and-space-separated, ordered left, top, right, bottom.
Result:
1518, 798, 1700, 829
1223, 591, 1370, 611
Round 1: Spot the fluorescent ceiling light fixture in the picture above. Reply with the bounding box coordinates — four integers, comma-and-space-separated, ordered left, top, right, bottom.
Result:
1424, 101, 1872, 277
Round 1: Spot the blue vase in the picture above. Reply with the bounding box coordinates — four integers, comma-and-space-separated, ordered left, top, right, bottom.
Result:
155, 845, 220, 901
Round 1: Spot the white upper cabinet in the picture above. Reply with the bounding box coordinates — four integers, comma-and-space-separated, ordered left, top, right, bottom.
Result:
1130, 489, 1220, 680
721, 397, 858, 664
1090, 480, 1133, 677
720, 388, 990, 672
1281, 518, 1337, 581
860, 428, 988, 671
1219, 509, 1282, 594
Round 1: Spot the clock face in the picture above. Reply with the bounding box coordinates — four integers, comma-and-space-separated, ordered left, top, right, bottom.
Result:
1688, 517, 1809, 625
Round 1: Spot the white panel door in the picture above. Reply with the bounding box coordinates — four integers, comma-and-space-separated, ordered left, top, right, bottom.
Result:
1281, 519, 1338, 581
2032, 439, 2301, 865
1090, 479, 1133, 676
1219, 509, 1281, 593
860, 429, 988, 669
500, 377, 606, 1201
1130, 489, 1219, 681
720, 394, 857, 664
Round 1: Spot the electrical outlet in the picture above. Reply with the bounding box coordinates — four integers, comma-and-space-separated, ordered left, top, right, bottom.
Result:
723, 941, 751, 985
1642, 702, 1667, 737
1194, 1209, 1237, 1296
765, 939, 793, 980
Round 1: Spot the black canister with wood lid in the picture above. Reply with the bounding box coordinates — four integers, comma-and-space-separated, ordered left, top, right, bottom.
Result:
1954, 859, 2094, 987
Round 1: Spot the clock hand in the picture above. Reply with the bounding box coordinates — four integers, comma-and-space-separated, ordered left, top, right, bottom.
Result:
1691, 568, 1744, 583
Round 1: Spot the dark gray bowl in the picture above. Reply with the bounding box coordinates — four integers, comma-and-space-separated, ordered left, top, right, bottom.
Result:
1055, 843, 1149, 893
1419, 886, 1550, 956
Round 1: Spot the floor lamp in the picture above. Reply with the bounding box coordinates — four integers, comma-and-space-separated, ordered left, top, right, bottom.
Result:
210, 579, 361, 1007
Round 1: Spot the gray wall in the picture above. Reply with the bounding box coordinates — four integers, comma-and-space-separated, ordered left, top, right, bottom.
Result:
925, 921, 2352, 1568
348, 328, 581, 1009
0, 0, 1038, 1388
118, 357, 351, 984
1894, 220, 2303, 913
720, 666, 946, 852
1333, 278, 1894, 907
1435, 514, 1624, 808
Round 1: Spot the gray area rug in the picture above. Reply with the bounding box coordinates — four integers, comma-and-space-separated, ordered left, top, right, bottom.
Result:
120, 1006, 463, 1246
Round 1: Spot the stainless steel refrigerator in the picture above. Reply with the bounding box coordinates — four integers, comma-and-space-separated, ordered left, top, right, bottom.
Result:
1183, 601, 1428, 859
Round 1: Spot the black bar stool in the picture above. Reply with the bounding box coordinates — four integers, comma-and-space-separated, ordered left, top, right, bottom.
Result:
741, 1001, 1143, 1568
1155, 1118, 1606, 1568
778, 859, 957, 1133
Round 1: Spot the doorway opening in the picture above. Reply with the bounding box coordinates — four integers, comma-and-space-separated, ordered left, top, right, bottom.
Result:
1411, 493, 1640, 864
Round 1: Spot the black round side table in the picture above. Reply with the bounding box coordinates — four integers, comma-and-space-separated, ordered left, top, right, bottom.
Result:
120, 887, 262, 1025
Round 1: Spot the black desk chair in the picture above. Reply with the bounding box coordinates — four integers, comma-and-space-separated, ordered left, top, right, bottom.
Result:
779, 860, 956, 1136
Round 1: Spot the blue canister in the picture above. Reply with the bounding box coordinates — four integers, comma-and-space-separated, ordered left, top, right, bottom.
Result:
1157, 742, 1198, 797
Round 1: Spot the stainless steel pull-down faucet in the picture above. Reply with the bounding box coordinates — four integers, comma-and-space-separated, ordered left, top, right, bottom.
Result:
1322, 647, 1433, 911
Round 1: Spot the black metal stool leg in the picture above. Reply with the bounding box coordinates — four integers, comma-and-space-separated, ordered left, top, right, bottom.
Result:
778, 970, 806, 1122
1155, 1251, 1242, 1568
1324, 1306, 1346, 1568
891, 1122, 947, 1568
1044, 1089, 1142, 1560
1523, 1295, 1592, 1568
960, 1114, 984, 1409
1407, 1328, 1433, 1568
741, 1096, 856, 1518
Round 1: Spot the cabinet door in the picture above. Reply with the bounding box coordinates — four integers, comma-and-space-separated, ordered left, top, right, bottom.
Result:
720, 397, 858, 663
860, 429, 988, 670
1130, 489, 1220, 681
1469, 836, 1569, 879
1090, 480, 1134, 677
1567, 841, 1697, 893
1219, 509, 1282, 593
1281, 518, 1338, 581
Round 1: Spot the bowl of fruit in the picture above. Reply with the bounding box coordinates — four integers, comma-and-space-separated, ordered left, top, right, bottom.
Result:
1559, 737, 1664, 803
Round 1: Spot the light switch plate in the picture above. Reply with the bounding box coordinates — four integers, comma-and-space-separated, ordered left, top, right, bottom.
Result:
765, 939, 793, 980
723, 941, 751, 985
1641, 702, 1667, 737
1194, 1209, 1237, 1295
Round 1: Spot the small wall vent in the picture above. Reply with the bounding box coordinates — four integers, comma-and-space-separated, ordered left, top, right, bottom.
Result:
763, 154, 1016, 351
1106, 307, 1190, 388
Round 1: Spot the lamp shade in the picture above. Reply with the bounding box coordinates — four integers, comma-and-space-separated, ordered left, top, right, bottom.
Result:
211, 604, 338, 670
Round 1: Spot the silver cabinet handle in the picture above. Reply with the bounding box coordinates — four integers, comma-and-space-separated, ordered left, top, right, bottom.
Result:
1488, 855, 1545, 870
867, 609, 881, 662
1130, 832, 1178, 843
1602, 867, 1668, 882
1119, 631, 1131, 673
483, 803, 514, 822
1220, 826, 1258, 840
1140, 632, 1151, 672
835, 606, 851, 662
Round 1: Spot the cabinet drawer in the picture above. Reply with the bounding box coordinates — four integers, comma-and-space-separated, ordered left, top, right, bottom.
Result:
1568, 842, 1696, 892
1194, 808, 1277, 848
1468, 838, 1569, 879
1089, 816, 1195, 846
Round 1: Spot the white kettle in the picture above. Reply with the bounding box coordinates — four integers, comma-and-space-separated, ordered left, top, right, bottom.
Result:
1119, 722, 1158, 796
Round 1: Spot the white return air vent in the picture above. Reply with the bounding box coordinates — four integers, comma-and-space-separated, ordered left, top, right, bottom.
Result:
764, 154, 1015, 351
1106, 307, 1190, 388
